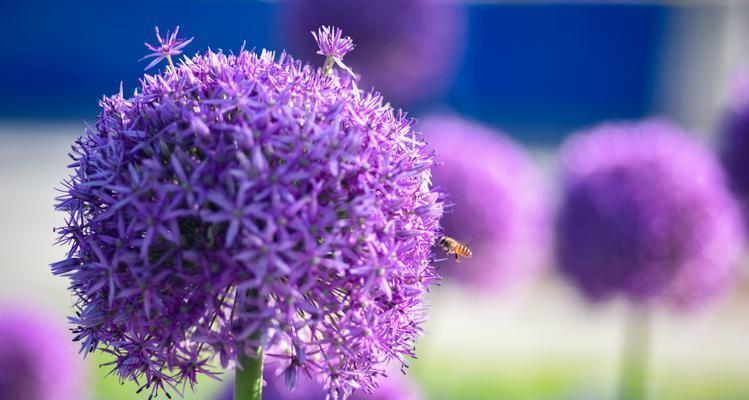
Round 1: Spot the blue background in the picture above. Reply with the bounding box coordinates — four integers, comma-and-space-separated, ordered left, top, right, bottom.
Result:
0, 1, 668, 141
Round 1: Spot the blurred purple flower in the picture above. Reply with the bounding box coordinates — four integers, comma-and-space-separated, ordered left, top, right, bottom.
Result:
219, 366, 422, 400
349, 373, 423, 400
140, 26, 194, 70
421, 115, 550, 292
53, 27, 443, 399
0, 306, 86, 400
556, 119, 744, 308
279, 0, 467, 106
719, 68, 749, 223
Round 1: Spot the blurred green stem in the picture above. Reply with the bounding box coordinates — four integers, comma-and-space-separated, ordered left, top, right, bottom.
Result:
234, 346, 263, 400
618, 305, 651, 400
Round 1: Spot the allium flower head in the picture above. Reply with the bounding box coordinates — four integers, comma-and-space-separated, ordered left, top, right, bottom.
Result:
719, 68, 749, 222
421, 115, 550, 291
0, 306, 86, 400
556, 119, 744, 308
52, 26, 442, 399
279, 0, 467, 106
140, 26, 194, 70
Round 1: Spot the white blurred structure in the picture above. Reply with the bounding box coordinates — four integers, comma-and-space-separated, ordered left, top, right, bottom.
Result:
654, 1, 749, 139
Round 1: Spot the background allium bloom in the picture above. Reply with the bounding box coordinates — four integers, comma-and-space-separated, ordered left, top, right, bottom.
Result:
0, 306, 86, 400
556, 119, 744, 308
349, 373, 423, 400
719, 68, 749, 222
219, 368, 422, 400
278, 0, 467, 106
421, 115, 550, 291
52, 27, 443, 398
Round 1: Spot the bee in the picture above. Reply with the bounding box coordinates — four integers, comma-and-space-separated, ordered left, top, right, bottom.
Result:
438, 236, 472, 262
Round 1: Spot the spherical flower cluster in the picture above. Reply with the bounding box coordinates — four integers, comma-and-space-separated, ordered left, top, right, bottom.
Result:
219, 367, 422, 400
421, 115, 550, 291
719, 68, 749, 221
0, 306, 86, 400
556, 119, 744, 308
278, 0, 467, 106
52, 26, 443, 399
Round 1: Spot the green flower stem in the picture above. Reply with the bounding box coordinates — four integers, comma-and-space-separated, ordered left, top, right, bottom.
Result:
234, 347, 263, 400
618, 305, 651, 400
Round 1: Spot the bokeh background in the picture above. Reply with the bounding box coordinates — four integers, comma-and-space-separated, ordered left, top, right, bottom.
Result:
1, 1, 749, 399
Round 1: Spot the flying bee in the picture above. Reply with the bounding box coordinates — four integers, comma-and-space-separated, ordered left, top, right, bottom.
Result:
438, 236, 472, 262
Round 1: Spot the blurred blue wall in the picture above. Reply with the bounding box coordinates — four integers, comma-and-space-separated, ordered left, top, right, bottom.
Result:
0, 1, 668, 141
447, 4, 667, 141
0, 0, 275, 118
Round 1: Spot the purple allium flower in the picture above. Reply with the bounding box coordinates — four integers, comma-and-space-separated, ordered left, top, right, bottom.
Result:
313, 26, 355, 60
278, 0, 467, 106
312, 26, 357, 79
218, 366, 422, 400
421, 115, 550, 291
52, 26, 443, 399
719, 68, 749, 222
0, 305, 86, 400
140, 26, 194, 71
556, 119, 745, 308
